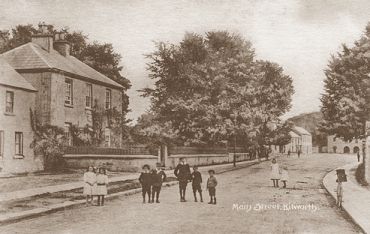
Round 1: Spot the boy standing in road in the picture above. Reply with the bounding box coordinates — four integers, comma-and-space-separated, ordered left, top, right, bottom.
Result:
174, 157, 191, 202
139, 164, 152, 203
151, 163, 167, 203
206, 169, 217, 205
191, 166, 203, 202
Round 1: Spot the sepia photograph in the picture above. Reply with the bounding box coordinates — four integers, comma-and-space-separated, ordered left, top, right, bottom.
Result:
0, 0, 370, 233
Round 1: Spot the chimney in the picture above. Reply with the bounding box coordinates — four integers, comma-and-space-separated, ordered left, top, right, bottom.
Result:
31, 22, 53, 52
53, 31, 70, 57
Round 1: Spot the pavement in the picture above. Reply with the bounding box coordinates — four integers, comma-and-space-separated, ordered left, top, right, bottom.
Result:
0, 158, 267, 225
323, 161, 370, 233
0, 173, 139, 202
0, 154, 362, 234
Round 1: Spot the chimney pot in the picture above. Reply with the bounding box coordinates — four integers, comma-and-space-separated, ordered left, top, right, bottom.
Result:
32, 23, 53, 52
38, 22, 49, 34
59, 32, 66, 40
53, 31, 70, 57
54, 32, 60, 41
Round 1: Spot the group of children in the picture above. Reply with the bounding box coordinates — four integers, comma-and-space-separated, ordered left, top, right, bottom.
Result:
83, 166, 109, 206
270, 158, 289, 188
138, 163, 167, 203
139, 159, 218, 205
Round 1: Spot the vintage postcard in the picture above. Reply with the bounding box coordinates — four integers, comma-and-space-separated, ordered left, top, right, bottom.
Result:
0, 1, 369, 233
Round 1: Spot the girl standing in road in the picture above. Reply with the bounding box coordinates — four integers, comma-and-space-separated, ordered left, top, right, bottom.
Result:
96, 168, 109, 206
270, 159, 280, 188
83, 166, 96, 205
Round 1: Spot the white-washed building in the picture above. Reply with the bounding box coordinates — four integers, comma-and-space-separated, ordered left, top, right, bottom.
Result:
0, 58, 43, 174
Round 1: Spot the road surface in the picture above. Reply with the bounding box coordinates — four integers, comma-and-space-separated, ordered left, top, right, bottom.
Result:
0, 154, 361, 234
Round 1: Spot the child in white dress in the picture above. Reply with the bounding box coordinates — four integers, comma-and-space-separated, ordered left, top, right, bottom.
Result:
83, 166, 96, 205
271, 159, 280, 188
96, 168, 109, 206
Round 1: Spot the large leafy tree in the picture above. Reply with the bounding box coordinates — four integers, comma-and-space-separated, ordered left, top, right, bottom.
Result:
142, 31, 294, 147
321, 23, 370, 141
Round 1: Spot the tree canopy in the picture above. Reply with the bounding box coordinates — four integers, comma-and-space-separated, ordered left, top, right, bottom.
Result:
141, 31, 294, 147
321, 23, 370, 140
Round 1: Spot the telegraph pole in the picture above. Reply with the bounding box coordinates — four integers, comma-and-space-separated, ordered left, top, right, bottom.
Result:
365, 121, 370, 183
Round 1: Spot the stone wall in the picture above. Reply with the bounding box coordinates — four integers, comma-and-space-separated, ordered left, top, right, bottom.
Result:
167, 153, 252, 169
167, 154, 229, 169
0, 86, 43, 173
63, 154, 158, 172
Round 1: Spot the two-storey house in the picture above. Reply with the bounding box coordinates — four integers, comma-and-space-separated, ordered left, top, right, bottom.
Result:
1, 24, 124, 150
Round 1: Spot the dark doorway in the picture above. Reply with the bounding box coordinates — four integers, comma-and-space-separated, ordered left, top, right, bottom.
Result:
343, 146, 350, 154
353, 146, 360, 154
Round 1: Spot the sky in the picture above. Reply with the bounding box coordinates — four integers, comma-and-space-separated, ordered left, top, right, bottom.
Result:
1, 0, 370, 121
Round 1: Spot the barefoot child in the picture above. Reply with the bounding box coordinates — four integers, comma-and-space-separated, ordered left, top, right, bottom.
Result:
271, 158, 280, 188
206, 169, 217, 205
191, 166, 203, 202
151, 163, 167, 203
139, 164, 152, 203
96, 168, 109, 206
83, 166, 96, 205
281, 166, 289, 188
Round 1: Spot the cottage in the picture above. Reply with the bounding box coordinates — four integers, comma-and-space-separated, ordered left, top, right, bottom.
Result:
271, 126, 312, 155
290, 126, 313, 154
0, 58, 43, 173
1, 24, 124, 148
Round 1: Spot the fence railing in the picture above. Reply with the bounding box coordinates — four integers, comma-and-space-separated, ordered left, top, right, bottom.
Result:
65, 145, 152, 155
227, 147, 247, 153
169, 146, 228, 155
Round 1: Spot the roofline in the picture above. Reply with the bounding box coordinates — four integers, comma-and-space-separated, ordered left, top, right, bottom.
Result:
15, 68, 124, 91
291, 128, 311, 136
0, 83, 38, 92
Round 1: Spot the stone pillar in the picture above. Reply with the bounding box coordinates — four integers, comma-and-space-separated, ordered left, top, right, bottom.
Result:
163, 145, 168, 167
157, 147, 161, 163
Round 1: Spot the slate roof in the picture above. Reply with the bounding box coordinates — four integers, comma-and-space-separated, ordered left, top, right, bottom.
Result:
292, 126, 311, 136
0, 58, 36, 92
289, 131, 300, 138
0, 42, 123, 89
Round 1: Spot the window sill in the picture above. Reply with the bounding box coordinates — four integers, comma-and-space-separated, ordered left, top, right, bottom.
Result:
64, 104, 74, 108
4, 112, 15, 116
13, 155, 24, 159
85, 107, 92, 111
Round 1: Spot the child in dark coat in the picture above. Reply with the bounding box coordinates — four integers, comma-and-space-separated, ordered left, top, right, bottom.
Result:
139, 164, 152, 203
191, 166, 203, 202
151, 163, 167, 203
207, 169, 217, 205
174, 158, 191, 202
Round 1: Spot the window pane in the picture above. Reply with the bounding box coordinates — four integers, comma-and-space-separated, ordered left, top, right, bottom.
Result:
65, 79, 73, 105
0, 131, 3, 156
15, 132, 23, 155
86, 84, 92, 107
6, 91, 14, 113
105, 89, 111, 109
104, 128, 111, 147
